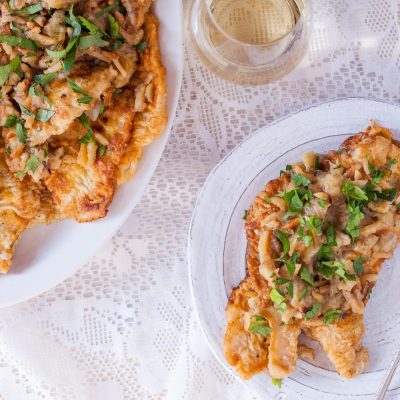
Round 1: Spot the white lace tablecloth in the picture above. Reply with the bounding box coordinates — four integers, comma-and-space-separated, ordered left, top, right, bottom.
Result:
1, 1, 400, 399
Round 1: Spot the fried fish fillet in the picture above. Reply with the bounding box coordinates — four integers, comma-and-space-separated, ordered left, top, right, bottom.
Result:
225, 124, 400, 382
45, 89, 136, 222
0, 150, 40, 272
45, 14, 166, 222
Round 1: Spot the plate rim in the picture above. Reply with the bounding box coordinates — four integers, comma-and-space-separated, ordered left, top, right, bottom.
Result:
187, 96, 400, 398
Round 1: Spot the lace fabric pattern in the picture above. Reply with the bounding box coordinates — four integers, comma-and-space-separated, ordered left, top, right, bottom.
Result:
0, 0, 400, 399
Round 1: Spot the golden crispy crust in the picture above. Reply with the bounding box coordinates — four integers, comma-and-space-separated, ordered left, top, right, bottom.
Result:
224, 277, 270, 379
0, 152, 40, 272
116, 13, 168, 185
303, 314, 368, 378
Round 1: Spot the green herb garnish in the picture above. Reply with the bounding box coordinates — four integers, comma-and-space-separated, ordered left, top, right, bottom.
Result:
275, 230, 290, 255
323, 309, 341, 324
305, 303, 320, 320
0, 34, 37, 52
0, 56, 21, 85
353, 256, 364, 276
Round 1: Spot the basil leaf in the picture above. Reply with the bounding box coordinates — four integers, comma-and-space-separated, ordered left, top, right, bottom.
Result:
353, 256, 364, 276
46, 37, 78, 59
0, 34, 37, 51
270, 288, 285, 305
0, 56, 21, 85
323, 309, 341, 325
275, 230, 290, 255
291, 173, 310, 187
342, 181, 368, 202
300, 267, 314, 285
18, 103, 35, 118
36, 109, 55, 122
318, 199, 326, 207
13, 3, 42, 14
248, 321, 272, 336
254, 315, 266, 321
305, 303, 320, 320
78, 33, 108, 50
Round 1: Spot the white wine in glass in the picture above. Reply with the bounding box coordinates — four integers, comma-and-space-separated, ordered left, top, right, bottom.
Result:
189, 0, 311, 85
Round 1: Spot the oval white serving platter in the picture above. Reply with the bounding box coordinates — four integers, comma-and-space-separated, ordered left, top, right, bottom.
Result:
189, 98, 400, 400
1, 0, 184, 308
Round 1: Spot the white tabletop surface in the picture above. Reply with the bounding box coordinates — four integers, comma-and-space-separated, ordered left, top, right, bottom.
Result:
1, 0, 400, 399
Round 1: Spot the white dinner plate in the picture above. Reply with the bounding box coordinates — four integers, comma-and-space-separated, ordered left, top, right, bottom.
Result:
188, 98, 400, 400
1, 0, 184, 308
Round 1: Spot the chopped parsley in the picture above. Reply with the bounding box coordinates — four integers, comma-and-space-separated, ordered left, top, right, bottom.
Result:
13, 2, 42, 15
248, 315, 272, 336
78, 114, 94, 143
0, 56, 21, 85
136, 41, 148, 51
36, 109, 55, 122
242, 209, 248, 220
304, 303, 320, 320
248, 321, 272, 336
323, 309, 341, 324
344, 201, 364, 241
291, 173, 310, 187
271, 378, 282, 389
300, 267, 314, 285
368, 161, 385, 183
270, 288, 285, 305
276, 250, 299, 276
275, 230, 290, 255
0, 34, 37, 52
353, 256, 364, 276
67, 78, 94, 104
16, 155, 40, 179
300, 287, 308, 300
342, 181, 368, 202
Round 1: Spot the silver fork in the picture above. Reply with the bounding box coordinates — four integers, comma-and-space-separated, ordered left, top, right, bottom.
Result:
376, 346, 400, 400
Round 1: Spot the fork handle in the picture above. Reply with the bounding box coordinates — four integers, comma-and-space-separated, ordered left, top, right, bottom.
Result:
376, 346, 400, 400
